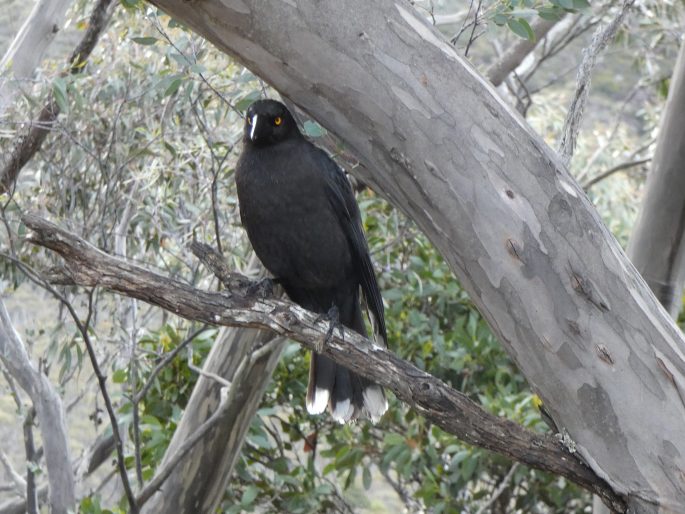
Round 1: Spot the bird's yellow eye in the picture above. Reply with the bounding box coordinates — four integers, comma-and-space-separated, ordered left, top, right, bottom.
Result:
274, 116, 282, 126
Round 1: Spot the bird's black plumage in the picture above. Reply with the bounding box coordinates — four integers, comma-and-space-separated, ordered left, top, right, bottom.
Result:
235, 99, 387, 422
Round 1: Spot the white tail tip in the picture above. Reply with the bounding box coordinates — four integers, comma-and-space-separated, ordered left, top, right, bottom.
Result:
306, 387, 329, 415
331, 398, 355, 424
363, 385, 388, 423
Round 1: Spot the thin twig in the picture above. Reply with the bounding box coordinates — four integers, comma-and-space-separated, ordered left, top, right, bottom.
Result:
576, 81, 646, 182
149, 14, 242, 115
582, 158, 651, 190
464, 0, 483, 57
451, 0, 476, 45
558, 0, 635, 166
132, 326, 209, 404
380, 468, 422, 512
187, 346, 232, 388
188, 96, 237, 257
0, 450, 26, 496
132, 369, 143, 489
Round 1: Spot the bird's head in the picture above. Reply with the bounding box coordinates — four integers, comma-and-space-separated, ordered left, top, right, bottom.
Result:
243, 100, 299, 146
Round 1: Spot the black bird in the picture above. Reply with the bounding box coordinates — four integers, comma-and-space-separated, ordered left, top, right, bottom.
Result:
235, 99, 387, 423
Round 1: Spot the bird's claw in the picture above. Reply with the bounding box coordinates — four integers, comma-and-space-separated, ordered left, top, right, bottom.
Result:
246, 277, 276, 299
314, 305, 343, 353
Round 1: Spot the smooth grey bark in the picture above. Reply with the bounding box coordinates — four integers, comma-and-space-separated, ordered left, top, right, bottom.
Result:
141, 326, 285, 513
141, 1, 685, 511
627, 39, 685, 318
0, 300, 75, 514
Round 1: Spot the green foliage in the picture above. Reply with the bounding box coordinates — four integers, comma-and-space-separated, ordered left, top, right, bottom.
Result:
490, 0, 588, 41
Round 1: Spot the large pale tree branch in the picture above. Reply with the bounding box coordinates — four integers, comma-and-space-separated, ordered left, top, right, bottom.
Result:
627, 39, 685, 318
20, 213, 625, 511
0, 300, 74, 513
139, 1, 684, 511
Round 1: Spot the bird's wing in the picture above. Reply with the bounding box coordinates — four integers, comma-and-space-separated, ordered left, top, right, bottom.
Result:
315, 146, 388, 348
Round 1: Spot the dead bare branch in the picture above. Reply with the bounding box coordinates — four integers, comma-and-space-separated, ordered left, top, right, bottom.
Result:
558, 0, 635, 166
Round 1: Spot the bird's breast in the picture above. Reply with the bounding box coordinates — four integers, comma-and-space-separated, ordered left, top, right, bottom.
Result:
236, 155, 353, 288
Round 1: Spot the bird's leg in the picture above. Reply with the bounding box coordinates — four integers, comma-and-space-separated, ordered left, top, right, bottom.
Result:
246, 277, 281, 299
314, 304, 344, 354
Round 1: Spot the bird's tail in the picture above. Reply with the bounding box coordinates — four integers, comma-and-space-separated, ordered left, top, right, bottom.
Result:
305, 297, 387, 423
306, 355, 387, 423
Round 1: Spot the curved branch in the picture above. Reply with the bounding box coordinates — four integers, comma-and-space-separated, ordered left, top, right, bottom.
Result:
0, 300, 74, 513
20, 212, 626, 512
581, 158, 650, 190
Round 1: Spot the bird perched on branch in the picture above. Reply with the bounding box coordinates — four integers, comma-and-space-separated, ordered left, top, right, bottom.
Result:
235, 99, 388, 423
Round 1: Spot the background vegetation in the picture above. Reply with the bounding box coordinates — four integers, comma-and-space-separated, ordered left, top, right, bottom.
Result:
0, 0, 683, 512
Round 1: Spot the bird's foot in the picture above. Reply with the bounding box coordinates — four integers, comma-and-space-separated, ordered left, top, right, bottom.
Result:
246, 277, 278, 299
314, 305, 343, 353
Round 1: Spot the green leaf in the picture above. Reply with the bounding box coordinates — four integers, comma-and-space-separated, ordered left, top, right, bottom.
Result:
492, 13, 508, 26
383, 433, 405, 446
362, 466, 372, 490
131, 36, 158, 46
658, 78, 670, 99
537, 6, 564, 21
507, 18, 535, 41
112, 369, 127, 384
572, 0, 590, 9
52, 77, 69, 113
164, 77, 183, 97
188, 63, 206, 74
554, 0, 575, 9
460, 454, 478, 481
235, 90, 262, 112
120, 0, 142, 10
241, 485, 259, 506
